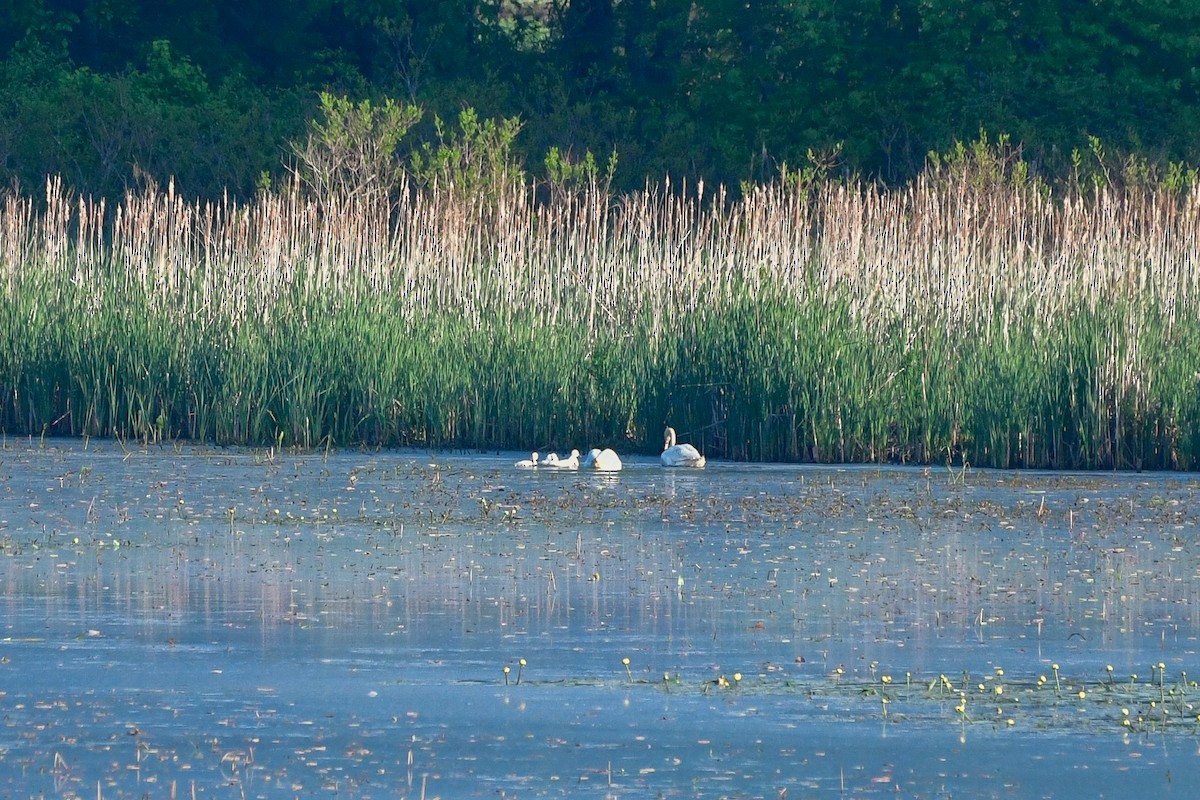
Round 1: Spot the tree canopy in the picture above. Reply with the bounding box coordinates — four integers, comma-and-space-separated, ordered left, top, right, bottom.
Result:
2, 0, 1198, 199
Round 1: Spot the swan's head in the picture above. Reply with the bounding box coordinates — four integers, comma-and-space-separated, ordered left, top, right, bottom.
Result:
569, 449, 581, 459
531, 451, 539, 462
583, 448, 602, 467
663, 426, 677, 450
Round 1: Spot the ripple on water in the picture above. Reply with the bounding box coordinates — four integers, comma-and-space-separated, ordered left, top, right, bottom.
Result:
1, 442, 1199, 796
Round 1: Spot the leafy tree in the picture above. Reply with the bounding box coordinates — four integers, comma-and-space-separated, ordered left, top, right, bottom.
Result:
409, 107, 524, 201
291, 92, 422, 204
3, 0, 1200, 199
555, 0, 615, 86
543, 144, 617, 202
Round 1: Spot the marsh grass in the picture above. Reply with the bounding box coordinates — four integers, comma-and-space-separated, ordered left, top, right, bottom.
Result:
2, 168, 1199, 468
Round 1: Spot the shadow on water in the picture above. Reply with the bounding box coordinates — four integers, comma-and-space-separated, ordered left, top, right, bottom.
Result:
2, 441, 1200, 797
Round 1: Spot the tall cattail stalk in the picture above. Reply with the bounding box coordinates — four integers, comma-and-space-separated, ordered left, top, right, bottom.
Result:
0, 168, 1198, 468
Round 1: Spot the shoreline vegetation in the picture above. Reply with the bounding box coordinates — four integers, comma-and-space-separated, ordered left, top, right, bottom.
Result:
2, 142, 1199, 470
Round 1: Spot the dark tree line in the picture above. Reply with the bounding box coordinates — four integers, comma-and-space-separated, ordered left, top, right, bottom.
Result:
2, 0, 1198, 201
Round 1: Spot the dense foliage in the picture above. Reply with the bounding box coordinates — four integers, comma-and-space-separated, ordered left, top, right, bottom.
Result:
2, 0, 1199, 199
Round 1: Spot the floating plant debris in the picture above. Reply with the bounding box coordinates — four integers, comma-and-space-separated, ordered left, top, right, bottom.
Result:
1, 441, 1199, 797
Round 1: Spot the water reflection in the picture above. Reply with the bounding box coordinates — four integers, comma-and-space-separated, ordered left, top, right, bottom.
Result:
2, 443, 1199, 796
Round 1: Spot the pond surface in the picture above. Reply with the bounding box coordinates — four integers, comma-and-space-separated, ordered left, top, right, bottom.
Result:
3, 440, 1200, 798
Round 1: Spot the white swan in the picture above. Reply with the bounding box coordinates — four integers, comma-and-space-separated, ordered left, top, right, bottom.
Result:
542, 452, 560, 466
547, 449, 581, 469
661, 427, 706, 467
515, 451, 539, 468
582, 448, 623, 471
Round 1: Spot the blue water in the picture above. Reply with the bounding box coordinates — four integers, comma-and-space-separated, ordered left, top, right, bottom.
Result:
2, 441, 1199, 797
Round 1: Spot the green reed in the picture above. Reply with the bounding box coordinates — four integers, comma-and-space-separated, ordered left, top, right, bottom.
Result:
1, 173, 1198, 468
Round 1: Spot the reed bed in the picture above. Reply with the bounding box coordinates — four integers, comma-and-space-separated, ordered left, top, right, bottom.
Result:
1, 169, 1199, 468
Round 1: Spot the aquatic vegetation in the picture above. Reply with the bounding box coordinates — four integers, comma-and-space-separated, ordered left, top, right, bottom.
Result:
478, 655, 1200, 738
1, 172, 1198, 468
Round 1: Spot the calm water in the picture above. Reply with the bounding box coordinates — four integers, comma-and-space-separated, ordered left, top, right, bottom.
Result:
2, 440, 1200, 797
